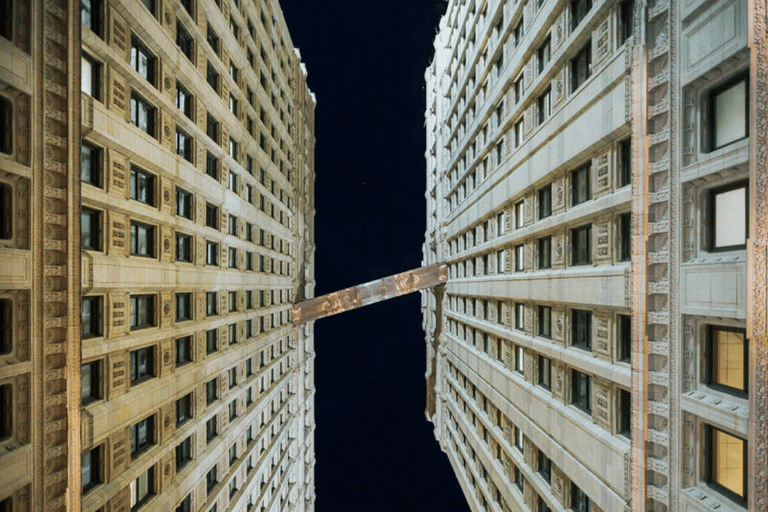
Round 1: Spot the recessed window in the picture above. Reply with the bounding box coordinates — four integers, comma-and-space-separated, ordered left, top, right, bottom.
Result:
538, 306, 552, 338
538, 86, 551, 124
176, 233, 192, 262
175, 187, 192, 220
175, 436, 192, 471
130, 166, 155, 206
130, 415, 155, 458
228, 248, 237, 269
708, 326, 747, 396
618, 137, 631, 187
538, 356, 551, 390
176, 293, 192, 322
130, 37, 156, 86
81, 142, 101, 187
130, 346, 154, 384
538, 36, 551, 74
571, 224, 592, 265
81, 0, 103, 36
618, 388, 631, 438
206, 113, 219, 144
82, 445, 102, 493
515, 302, 525, 331
571, 0, 593, 31
130, 294, 155, 330
514, 75, 524, 104
707, 426, 747, 503
0, 97, 11, 155
206, 152, 219, 180
228, 323, 237, 344
0, 299, 11, 355
81, 53, 101, 99
176, 393, 193, 428
205, 203, 219, 229
229, 171, 238, 193
538, 236, 552, 269
176, 82, 193, 120
206, 378, 218, 406
130, 221, 155, 257
709, 181, 748, 251
539, 184, 552, 219
571, 483, 592, 512
81, 296, 102, 339
206, 63, 220, 92
618, 0, 634, 44
207, 24, 219, 53
515, 244, 524, 272
571, 164, 591, 206
81, 360, 101, 404
130, 93, 156, 137
514, 118, 524, 147
515, 200, 525, 229
81, 207, 102, 251
176, 495, 192, 512
571, 41, 592, 92
206, 292, 218, 317
618, 314, 631, 362
206, 464, 218, 491
176, 128, 193, 162
0, 183, 10, 240
176, 336, 192, 366
176, 21, 194, 61
206, 241, 219, 266
0, 384, 10, 440
229, 94, 238, 116
139, 0, 156, 15
513, 18, 524, 47
571, 369, 591, 413
130, 466, 155, 510
709, 73, 748, 151
572, 309, 592, 351
206, 329, 217, 354
229, 138, 238, 160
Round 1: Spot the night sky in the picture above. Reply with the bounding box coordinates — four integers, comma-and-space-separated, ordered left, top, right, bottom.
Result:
280, 2, 472, 511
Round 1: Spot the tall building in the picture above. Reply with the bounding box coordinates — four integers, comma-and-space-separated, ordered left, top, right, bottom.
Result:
422, 0, 768, 511
0, 0, 317, 510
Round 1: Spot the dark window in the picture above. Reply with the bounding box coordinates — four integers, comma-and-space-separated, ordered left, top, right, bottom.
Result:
514, 118, 524, 147
515, 302, 525, 331
571, 370, 591, 413
571, 0, 592, 31
707, 426, 747, 503
81, 142, 101, 186
130, 415, 154, 458
515, 244, 524, 272
0, 384, 10, 439
618, 389, 631, 437
206, 465, 218, 491
206, 378, 218, 405
180, 0, 193, 15
228, 323, 237, 344
572, 224, 592, 265
205, 203, 219, 229
538, 236, 552, 269
81, 296, 102, 339
228, 215, 238, 236
206, 329, 217, 354
709, 181, 748, 251
82, 446, 101, 493
207, 24, 219, 53
228, 247, 237, 268
515, 75, 524, 104
572, 309, 592, 350
708, 326, 748, 396
618, 138, 631, 187
538, 356, 551, 390
81, 0, 102, 36
130, 346, 154, 383
130, 37, 156, 86
571, 42, 592, 92
130, 167, 155, 205
130, 466, 155, 510
176, 336, 192, 366
539, 184, 552, 219
538, 36, 551, 74
571, 483, 591, 512
176, 293, 192, 322
206, 241, 219, 265
176, 129, 193, 162
206, 114, 219, 143
176, 188, 192, 219
176, 437, 192, 470
176, 495, 192, 512
0, 97, 10, 155
571, 164, 591, 206
538, 450, 551, 481
538, 86, 551, 124
206, 63, 219, 92
130, 294, 155, 330
81, 208, 101, 251
206, 152, 219, 180
618, 212, 631, 261
618, 0, 634, 43
513, 18, 523, 46
81, 360, 101, 404
130, 93, 156, 136
130, 221, 155, 257
618, 314, 631, 362
176, 233, 192, 262
206, 292, 218, 316
139, 0, 155, 15
176, 21, 193, 60
708, 73, 749, 151
538, 306, 552, 338
176, 82, 193, 120
0, 299, 11, 355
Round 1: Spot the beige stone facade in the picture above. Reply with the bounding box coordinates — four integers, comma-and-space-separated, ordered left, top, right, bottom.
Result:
423, 0, 767, 511
0, 0, 316, 510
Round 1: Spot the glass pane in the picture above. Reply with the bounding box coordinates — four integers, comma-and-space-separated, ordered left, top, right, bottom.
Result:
714, 187, 746, 248
81, 363, 92, 400
712, 429, 744, 497
713, 329, 746, 390
714, 80, 746, 148
82, 58, 93, 95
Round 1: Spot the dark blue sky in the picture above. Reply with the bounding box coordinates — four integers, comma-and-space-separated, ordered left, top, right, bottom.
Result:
280, 2, 471, 511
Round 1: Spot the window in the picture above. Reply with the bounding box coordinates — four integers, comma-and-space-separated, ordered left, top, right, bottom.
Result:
618, 389, 631, 437
229, 94, 238, 116
82, 446, 101, 493
139, 0, 155, 15
130, 93, 156, 136
206, 378, 218, 405
0, 299, 9, 355
176, 393, 193, 426
176, 21, 193, 60
176, 495, 192, 512
176, 82, 193, 121
618, 0, 634, 43
206, 63, 219, 92
0, 384, 10, 440
228, 401, 237, 420
571, 370, 591, 413
228, 248, 237, 268
228, 367, 237, 389
176, 187, 192, 219
709, 181, 748, 251
130, 346, 154, 384
130, 167, 155, 205
515, 200, 525, 228
538, 356, 551, 390
571, 224, 592, 265
130, 466, 155, 510
176, 233, 192, 262
176, 293, 192, 322
206, 241, 219, 266
618, 212, 631, 261
206, 203, 219, 229
130, 221, 155, 257
708, 326, 747, 396
538, 306, 552, 338
81, 0, 102, 35
496, 212, 505, 235
228, 291, 237, 312
496, 103, 503, 125
571, 164, 591, 206
514, 118, 524, 147
513, 18, 524, 47
176, 336, 192, 366
206, 465, 218, 492
206, 292, 218, 316
175, 436, 192, 472
707, 426, 747, 503
229, 138, 238, 160
81, 53, 100, 99
571, 0, 592, 31
496, 141, 503, 165
571, 483, 591, 512
572, 309, 592, 350
180, 0, 193, 15
515, 303, 525, 331
497, 250, 505, 273
538, 236, 552, 269
515, 244, 524, 272
229, 171, 239, 195
207, 24, 219, 53
538, 37, 551, 74
709, 73, 748, 151
618, 314, 631, 362
81, 360, 101, 404
0, 97, 10, 155
538, 86, 551, 124
514, 75, 524, 104
618, 137, 631, 187
81, 296, 101, 339
538, 450, 551, 482
130, 416, 154, 458
538, 185, 552, 219
176, 128, 193, 162
206, 152, 219, 179
130, 295, 155, 330
206, 329, 217, 354
515, 346, 525, 373
131, 38, 156, 86
228, 323, 237, 344
571, 42, 592, 92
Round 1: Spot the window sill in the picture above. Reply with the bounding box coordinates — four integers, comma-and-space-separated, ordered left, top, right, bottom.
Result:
681, 485, 747, 511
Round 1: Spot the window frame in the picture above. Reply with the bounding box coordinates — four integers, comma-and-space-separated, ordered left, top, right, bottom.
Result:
130, 294, 155, 331
129, 415, 155, 459
130, 221, 156, 258
707, 325, 748, 397
706, 425, 748, 504
571, 41, 592, 93
81, 207, 102, 251
707, 72, 749, 152
571, 309, 592, 351
130, 36, 156, 86
571, 224, 592, 266
129, 345, 155, 384
81, 295, 102, 339
571, 369, 591, 414
708, 180, 749, 252
80, 141, 102, 187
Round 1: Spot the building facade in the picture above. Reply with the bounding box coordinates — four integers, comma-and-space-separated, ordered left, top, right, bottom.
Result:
0, 0, 317, 510
422, 0, 768, 511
